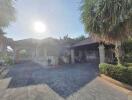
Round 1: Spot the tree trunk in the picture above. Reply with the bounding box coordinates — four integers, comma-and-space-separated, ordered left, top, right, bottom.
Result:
115, 42, 122, 66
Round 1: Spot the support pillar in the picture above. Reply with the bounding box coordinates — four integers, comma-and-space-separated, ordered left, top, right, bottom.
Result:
71, 49, 75, 63
99, 44, 105, 63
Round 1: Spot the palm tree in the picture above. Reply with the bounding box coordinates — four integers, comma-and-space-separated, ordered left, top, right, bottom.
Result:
81, 0, 132, 65
0, 0, 15, 31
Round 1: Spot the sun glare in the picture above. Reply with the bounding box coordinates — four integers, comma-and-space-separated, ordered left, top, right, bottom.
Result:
34, 21, 46, 33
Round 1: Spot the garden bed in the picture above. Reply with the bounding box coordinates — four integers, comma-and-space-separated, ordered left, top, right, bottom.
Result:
99, 63, 132, 86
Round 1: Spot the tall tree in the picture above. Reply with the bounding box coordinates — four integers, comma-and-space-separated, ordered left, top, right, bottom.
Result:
81, 0, 132, 65
75, 35, 86, 41
0, 0, 15, 32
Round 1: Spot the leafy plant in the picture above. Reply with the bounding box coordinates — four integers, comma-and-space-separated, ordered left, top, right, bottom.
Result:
99, 63, 132, 85
0, 0, 15, 28
122, 38, 132, 63
0, 53, 13, 65
4, 56, 14, 65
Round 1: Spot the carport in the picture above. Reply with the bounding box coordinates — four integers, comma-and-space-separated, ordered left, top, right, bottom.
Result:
70, 37, 115, 64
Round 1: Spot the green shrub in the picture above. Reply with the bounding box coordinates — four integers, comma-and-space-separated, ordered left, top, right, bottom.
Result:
124, 63, 132, 67
99, 63, 108, 74
128, 67, 132, 83
4, 57, 13, 65
99, 63, 132, 86
99, 63, 116, 75
0, 54, 14, 65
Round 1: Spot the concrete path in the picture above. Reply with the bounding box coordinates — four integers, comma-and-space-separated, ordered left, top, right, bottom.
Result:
67, 77, 128, 100
0, 61, 129, 100
0, 84, 64, 100
0, 78, 11, 90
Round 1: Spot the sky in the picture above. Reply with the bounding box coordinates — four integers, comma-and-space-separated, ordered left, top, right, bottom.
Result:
5, 0, 86, 40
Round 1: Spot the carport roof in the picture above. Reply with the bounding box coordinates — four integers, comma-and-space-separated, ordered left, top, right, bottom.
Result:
72, 37, 100, 48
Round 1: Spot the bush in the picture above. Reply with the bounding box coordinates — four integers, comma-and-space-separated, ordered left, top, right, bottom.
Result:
3, 56, 13, 65
124, 63, 132, 67
123, 67, 132, 84
0, 53, 14, 65
4, 57, 14, 65
99, 63, 132, 86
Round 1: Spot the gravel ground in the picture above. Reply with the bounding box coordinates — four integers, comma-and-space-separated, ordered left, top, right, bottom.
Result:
5, 61, 99, 98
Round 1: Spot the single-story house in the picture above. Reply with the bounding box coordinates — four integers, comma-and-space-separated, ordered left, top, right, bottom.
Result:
15, 38, 71, 65
14, 37, 115, 65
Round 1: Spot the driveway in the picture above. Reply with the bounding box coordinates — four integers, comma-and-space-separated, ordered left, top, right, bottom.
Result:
4, 61, 128, 100
6, 61, 98, 98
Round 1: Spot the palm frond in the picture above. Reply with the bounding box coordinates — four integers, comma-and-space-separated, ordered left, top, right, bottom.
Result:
0, 0, 15, 28
81, 0, 132, 43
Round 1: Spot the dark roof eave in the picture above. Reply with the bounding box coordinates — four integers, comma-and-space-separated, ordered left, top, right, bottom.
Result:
71, 42, 99, 48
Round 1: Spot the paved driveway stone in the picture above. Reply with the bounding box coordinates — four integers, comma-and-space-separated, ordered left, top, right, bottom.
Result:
6, 62, 98, 98
67, 77, 128, 100
2, 61, 128, 100
0, 84, 64, 100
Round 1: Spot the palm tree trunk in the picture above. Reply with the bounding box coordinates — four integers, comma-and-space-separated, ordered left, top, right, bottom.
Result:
115, 42, 122, 66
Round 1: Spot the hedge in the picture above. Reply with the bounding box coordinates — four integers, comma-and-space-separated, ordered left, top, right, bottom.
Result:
99, 63, 132, 86
124, 63, 132, 67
